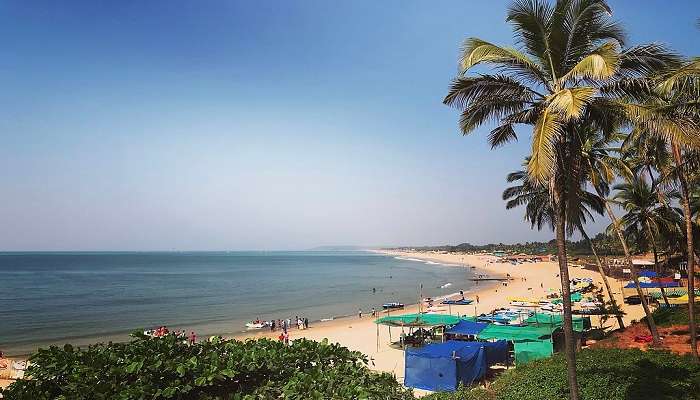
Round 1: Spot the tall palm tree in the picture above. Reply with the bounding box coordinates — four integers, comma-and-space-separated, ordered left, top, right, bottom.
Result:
443, 1, 678, 394
611, 178, 682, 306
620, 58, 700, 360
503, 164, 625, 329
582, 129, 664, 343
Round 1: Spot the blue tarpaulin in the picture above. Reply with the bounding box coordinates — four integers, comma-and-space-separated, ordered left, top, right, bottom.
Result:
624, 281, 680, 288
638, 270, 657, 278
445, 320, 489, 336
404, 340, 508, 392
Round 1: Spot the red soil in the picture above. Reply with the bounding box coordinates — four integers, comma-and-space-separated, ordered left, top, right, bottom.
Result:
589, 322, 697, 355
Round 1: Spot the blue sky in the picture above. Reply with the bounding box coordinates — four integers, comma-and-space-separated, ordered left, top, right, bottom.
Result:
1, 1, 698, 250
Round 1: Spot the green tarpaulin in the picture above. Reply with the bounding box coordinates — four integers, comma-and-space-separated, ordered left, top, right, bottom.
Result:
476, 324, 554, 342
650, 289, 700, 299
525, 313, 590, 332
374, 313, 461, 327
550, 292, 582, 304
514, 340, 553, 364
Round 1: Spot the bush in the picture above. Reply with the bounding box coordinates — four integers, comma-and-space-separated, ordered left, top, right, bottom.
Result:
649, 305, 692, 327
424, 348, 700, 400
493, 349, 700, 400
1, 332, 414, 400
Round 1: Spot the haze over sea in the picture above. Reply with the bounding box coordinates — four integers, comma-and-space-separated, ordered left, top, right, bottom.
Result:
0, 251, 476, 355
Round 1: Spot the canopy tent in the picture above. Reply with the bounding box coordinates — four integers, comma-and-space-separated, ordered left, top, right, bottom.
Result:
650, 289, 700, 299
524, 313, 590, 332
551, 292, 583, 304
404, 340, 508, 392
476, 324, 557, 365
624, 281, 680, 289
477, 324, 554, 342
514, 340, 553, 364
374, 313, 461, 327
445, 320, 488, 336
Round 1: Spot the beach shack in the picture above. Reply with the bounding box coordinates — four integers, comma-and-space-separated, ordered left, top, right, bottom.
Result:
476, 324, 558, 364
374, 313, 461, 348
404, 340, 508, 392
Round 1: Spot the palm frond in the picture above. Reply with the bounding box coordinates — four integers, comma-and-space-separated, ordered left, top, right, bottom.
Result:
459, 38, 547, 84
618, 43, 682, 78
560, 41, 619, 82
528, 108, 562, 182
443, 75, 537, 109
489, 124, 518, 148
547, 87, 597, 120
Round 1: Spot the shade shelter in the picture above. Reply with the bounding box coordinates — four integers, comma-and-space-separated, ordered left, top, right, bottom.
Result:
524, 313, 590, 332
445, 320, 488, 336
374, 313, 461, 327
374, 313, 462, 349
404, 340, 508, 392
477, 324, 558, 364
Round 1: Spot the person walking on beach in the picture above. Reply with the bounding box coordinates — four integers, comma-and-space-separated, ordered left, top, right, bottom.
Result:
304, 317, 309, 329
283, 331, 289, 345
358, 309, 363, 318
189, 331, 196, 345
476, 295, 479, 304
371, 308, 376, 317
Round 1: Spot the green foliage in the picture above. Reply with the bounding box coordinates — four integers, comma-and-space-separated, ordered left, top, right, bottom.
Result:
649, 305, 692, 327
423, 349, 700, 400
1, 333, 414, 400
395, 232, 624, 256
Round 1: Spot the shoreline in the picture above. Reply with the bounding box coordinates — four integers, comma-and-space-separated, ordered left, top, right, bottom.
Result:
1, 250, 491, 358
1, 250, 647, 391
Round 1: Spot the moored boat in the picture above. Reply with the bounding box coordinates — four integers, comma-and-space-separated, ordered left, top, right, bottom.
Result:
382, 302, 405, 310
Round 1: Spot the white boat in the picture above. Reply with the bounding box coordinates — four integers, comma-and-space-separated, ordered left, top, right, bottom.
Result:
245, 322, 268, 329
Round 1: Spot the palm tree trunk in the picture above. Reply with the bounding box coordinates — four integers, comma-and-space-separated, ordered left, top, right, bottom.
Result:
580, 227, 624, 329
646, 221, 670, 307
553, 180, 580, 400
601, 194, 661, 344
671, 142, 698, 361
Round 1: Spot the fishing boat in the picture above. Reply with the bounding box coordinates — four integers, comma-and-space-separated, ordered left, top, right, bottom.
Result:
441, 298, 474, 305
245, 321, 269, 329
382, 302, 405, 310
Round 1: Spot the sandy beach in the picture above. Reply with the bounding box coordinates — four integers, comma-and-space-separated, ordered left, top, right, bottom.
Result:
0, 250, 647, 390
229, 250, 647, 384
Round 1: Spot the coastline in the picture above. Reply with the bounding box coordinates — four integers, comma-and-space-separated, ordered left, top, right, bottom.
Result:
1, 250, 647, 390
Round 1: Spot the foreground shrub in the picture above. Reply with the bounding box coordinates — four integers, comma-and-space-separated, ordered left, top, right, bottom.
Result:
1, 333, 414, 400
424, 348, 700, 400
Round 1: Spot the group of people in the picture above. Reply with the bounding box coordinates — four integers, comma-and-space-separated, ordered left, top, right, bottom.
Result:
269, 316, 309, 332
144, 326, 197, 345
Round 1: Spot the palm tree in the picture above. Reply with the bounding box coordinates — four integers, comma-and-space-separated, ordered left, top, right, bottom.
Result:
443, 1, 678, 394
582, 129, 664, 343
611, 178, 682, 306
620, 58, 700, 360
503, 163, 625, 329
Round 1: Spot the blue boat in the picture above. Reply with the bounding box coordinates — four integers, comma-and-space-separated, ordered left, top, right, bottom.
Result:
441, 299, 474, 305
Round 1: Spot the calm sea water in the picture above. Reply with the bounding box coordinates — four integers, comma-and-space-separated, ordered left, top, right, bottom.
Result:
0, 251, 476, 355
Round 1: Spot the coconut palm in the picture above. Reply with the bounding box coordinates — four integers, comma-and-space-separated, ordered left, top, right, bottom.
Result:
443, 1, 679, 393
581, 128, 665, 343
611, 178, 682, 306
619, 58, 700, 360
503, 163, 625, 329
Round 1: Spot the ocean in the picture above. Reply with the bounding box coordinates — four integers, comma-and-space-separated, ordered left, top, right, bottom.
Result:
0, 251, 476, 355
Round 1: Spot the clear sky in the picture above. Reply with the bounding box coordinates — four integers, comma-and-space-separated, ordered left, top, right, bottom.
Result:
1, 1, 698, 251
